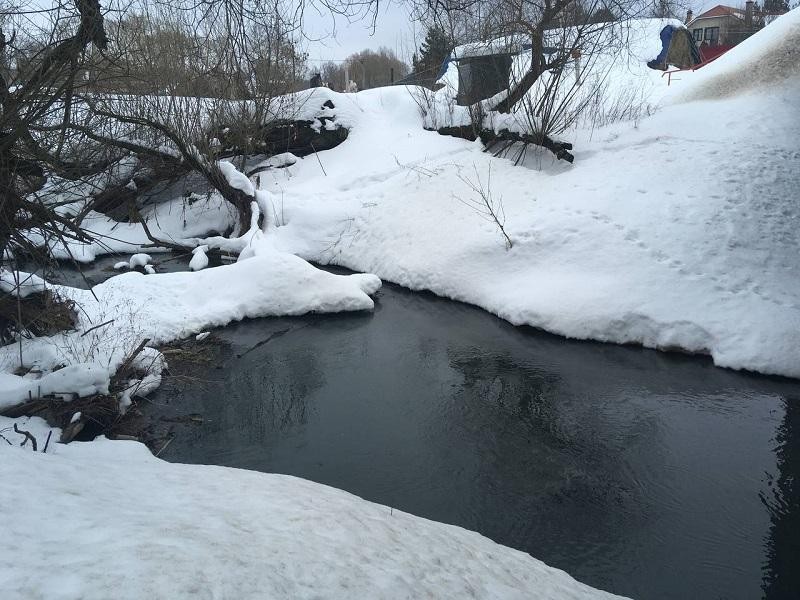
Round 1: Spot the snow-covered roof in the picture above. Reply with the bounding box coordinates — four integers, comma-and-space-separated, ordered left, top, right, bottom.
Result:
452, 36, 529, 59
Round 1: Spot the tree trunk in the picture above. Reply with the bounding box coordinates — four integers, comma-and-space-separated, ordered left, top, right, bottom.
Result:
436, 126, 574, 163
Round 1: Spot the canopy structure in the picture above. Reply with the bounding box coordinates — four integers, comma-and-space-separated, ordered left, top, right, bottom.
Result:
447, 38, 559, 106
647, 25, 703, 70
455, 54, 514, 105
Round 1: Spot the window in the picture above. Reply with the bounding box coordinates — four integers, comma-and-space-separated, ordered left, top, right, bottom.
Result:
693, 28, 703, 42
704, 27, 720, 45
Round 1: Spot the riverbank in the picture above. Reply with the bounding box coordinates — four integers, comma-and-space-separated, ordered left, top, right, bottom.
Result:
0, 413, 629, 600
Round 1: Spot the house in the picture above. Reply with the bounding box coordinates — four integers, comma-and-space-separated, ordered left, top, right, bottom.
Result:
686, 2, 763, 60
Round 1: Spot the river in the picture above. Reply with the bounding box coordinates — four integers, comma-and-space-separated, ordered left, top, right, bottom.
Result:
140, 273, 800, 600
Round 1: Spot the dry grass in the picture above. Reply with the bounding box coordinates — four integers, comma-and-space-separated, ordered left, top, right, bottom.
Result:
0, 290, 77, 344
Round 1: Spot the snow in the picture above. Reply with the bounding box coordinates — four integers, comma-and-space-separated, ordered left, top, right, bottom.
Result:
0, 364, 110, 408
129, 253, 152, 268
0, 16, 797, 598
218, 159, 255, 196
0, 270, 47, 298
265, 152, 298, 168
0, 423, 627, 600
254, 17, 800, 378
34, 194, 236, 263
189, 244, 209, 271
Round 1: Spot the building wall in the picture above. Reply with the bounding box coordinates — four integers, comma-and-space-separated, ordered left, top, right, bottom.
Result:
689, 12, 762, 48
689, 16, 736, 46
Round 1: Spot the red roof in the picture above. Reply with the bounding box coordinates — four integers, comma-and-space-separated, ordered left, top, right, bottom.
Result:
698, 44, 734, 64
694, 5, 745, 20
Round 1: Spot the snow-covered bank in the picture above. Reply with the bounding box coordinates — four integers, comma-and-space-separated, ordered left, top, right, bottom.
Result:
0, 417, 627, 600
42, 193, 237, 263
256, 12, 800, 378
0, 250, 380, 410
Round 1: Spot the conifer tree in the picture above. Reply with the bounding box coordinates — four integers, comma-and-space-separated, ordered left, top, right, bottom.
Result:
413, 26, 451, 77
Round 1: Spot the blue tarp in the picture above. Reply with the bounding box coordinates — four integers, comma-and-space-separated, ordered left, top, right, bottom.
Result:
648, 25, 702, 69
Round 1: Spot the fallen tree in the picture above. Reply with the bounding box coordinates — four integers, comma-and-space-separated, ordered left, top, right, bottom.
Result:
436, 125, 574, 162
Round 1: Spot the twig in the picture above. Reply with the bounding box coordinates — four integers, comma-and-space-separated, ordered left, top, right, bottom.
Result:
43, 430, 52, 453
236, 328, 292, 359
13, 424, 38, 451
455, 164, 514, 250
155, 436, 174, 457
111, 338, 150, 389
80, 318, 115, 337
310, 142, 327, 176
112, 338, 151, 386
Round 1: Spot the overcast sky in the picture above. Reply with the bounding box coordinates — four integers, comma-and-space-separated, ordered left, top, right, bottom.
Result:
301, 1, 419, 65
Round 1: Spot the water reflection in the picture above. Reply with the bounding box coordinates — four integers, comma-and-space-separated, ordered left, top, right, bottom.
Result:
159, 320, 332, 466
762, 396, 800, 599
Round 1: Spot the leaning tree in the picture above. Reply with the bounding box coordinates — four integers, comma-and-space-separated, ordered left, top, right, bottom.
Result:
409, 0, 654, 162
1, 0, 374, 267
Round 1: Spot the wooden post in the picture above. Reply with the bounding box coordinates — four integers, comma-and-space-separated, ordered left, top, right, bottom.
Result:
571, 48, 582, 85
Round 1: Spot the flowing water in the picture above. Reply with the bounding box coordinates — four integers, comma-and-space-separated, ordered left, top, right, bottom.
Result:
143, 276, 800, 600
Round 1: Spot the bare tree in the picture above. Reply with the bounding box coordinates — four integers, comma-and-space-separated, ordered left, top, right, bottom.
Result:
411, 0, 656, 160
321, 47, 409, 91
1, 0, 359, 265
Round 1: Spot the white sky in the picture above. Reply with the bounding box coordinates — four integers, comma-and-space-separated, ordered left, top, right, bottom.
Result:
301, 1, 420, 65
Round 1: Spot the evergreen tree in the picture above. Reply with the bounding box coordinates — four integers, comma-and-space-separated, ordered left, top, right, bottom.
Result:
589, 7, 617, 23
650, 0, 676, 18
763, 0, 789, 13
413, 27, 451, 77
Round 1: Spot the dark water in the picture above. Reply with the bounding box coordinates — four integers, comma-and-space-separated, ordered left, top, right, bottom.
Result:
17, 252, 214, 288
144, 279, 799, 600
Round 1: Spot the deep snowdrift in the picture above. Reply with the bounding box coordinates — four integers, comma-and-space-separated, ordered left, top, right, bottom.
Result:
671, 8, 800, 102
259, 11, 800, 378
0, 417, 626, 600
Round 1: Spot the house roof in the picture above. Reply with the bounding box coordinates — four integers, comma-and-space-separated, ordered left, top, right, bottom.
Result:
689, 4, 746, 24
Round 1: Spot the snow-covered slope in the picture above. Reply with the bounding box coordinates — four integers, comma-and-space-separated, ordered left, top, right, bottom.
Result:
0, 417, 627, 600
259, 11, 800, 378
671, 7, 800, 102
